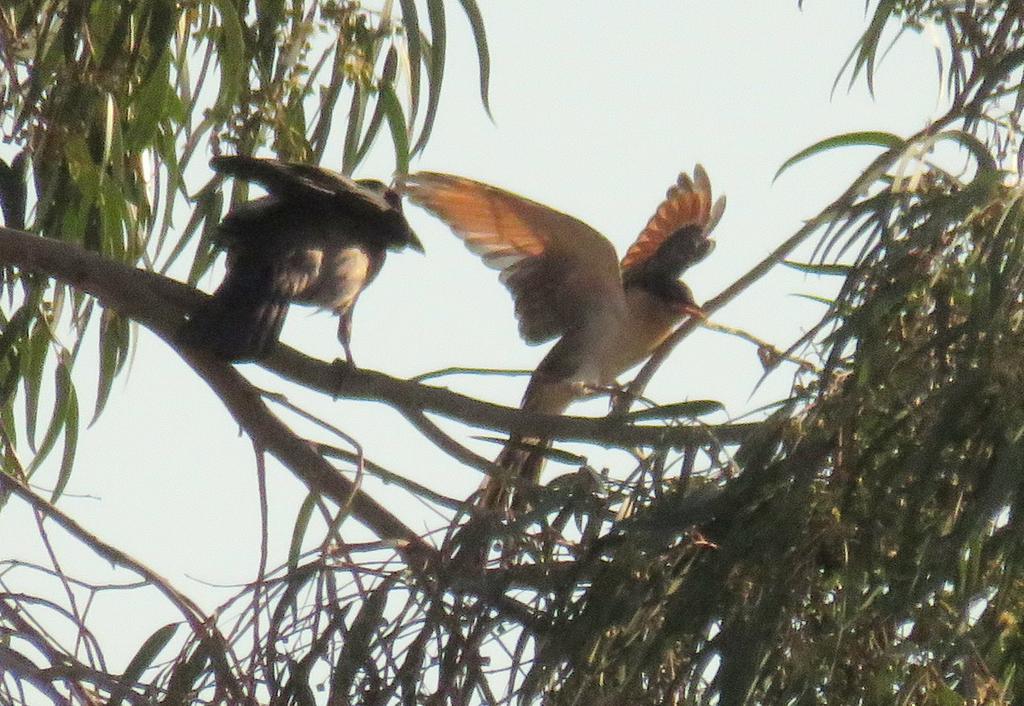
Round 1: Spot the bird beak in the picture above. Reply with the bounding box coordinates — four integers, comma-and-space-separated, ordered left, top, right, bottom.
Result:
406, 229, 425, 253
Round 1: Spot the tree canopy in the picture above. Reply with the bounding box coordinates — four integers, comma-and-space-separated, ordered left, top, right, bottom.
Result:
3, 1, 1024, 704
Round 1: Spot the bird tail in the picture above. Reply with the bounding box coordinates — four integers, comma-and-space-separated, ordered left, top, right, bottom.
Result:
179, 261, 289, 362
478, 376, 578, 511
479, 434, 549, 511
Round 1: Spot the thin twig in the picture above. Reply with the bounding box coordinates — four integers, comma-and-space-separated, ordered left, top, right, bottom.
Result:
249, 443, 269, 694
0, 475, 247, 701
701, 319, 818, 372
316, 443, 464, 511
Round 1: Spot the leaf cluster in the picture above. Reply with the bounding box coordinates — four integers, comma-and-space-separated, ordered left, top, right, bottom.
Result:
7, 1, 1024, 705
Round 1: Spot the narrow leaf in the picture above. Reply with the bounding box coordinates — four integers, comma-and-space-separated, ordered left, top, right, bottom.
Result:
93, 309, 129, 425
624, 400, 725, 422
210, 0, 244, 116
412, 0, 445, 155
288, 492, 318, 573
0, 304, 35, 362
53, 387, 79, 501
852, 0, 896, 95
353, 46, 399, 166
783, 261, 854, 276
379, 83, 411, 174
22, 318, 50, 451
775, 131, 904, 181
790, 293, 837, 307
107, 623, 180, 706
397, 0, 422, 123
163, 645, 210, 705
471, 436, 584, 464
28, 361, 73, 481
456, 0, 491, 117
100, 92, 116, 174
342, 83, 368, 175
933, 130, 998, 172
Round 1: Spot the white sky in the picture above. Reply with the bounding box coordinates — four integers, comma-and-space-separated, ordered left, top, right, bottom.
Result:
2, 1, 942, 672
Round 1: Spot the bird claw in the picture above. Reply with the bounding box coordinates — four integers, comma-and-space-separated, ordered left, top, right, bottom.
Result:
329, 357, 356, 399
576, 381, 631, 408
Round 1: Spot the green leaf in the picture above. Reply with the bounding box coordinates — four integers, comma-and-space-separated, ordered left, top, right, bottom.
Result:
53, 387, 79, 502
624, 400, 725, 422
783, 261, 854, 276
397, 0, 422, 124
165, 179, 221, 280
143, 0, 177, 81
0, 305, 35, 363
255, 0, 286, 78
107, 623, 180, 706
412, 0, 446, 155
379, 83, 411, 175
471, 436, 585, 465
163, 644, 210, 705
353, 46, 399, 166
848, 0, 896, 96
21, 318, 50, 451
790, 293, 836, 307
311, 40, 350, 162
209, 0, 244, 117
342, 83, 369, 175
127, 52, 172, 150
27, 360, 73, 481
932, 130, 998, 172
288, 492, 318, 573
100, 92, 116, 175
93, 309, 130, 424
456, 0, 491, 118
775, 131, 904, 181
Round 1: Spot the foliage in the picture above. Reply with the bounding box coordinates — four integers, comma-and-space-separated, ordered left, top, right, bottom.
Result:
0, 0, 488, 490
3, 1, 1024, 705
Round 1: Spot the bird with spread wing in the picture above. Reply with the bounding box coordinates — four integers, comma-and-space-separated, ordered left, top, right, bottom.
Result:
401, 166, 724, 509
181, 155, 423, 362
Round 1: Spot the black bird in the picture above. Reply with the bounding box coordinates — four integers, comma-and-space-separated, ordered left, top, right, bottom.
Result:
181, 156, 423, 362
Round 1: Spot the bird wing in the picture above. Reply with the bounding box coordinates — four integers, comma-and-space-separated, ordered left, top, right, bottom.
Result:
211, 155, 422, 252
400, 172, 625, 344
211, 155, 392, 219
620, 164, 726, 279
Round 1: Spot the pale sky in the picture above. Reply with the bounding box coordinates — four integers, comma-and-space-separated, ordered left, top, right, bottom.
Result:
3, 2, 941, 669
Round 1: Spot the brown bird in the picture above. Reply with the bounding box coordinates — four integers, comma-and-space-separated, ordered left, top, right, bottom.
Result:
401, 166, 724, 509
181, 156, 422, 362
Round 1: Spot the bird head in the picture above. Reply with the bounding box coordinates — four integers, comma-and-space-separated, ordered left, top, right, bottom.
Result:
356, 179, 425, 253
643, 278, 705, 319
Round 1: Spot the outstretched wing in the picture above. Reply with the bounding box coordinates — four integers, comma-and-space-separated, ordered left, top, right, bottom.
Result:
620, 164, 725, 281
400, 172, 625, 344
211, 155, 422, 252
211, 155, 393, 219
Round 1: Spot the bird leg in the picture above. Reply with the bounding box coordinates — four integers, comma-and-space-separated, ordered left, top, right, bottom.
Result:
574, 380, 628, 402
336, 308, 356, 367
327, 309, 358, 400
586, 381, 633, 410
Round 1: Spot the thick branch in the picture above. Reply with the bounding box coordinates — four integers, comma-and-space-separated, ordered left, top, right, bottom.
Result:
0, 227, 429, 552
176, 347, 433, 552
0, 226, 756, 449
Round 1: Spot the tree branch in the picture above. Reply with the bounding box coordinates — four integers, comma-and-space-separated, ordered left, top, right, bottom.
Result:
0, 476, 246, 700
0, 226, 756, 448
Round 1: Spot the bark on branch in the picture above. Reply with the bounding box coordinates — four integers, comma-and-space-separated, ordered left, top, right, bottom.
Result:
0, 227, 755, 553
0, 226, 755, 448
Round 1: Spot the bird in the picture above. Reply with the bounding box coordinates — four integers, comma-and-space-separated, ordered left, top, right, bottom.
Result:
180, 155, 423, 363
401, 166, 724, 509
